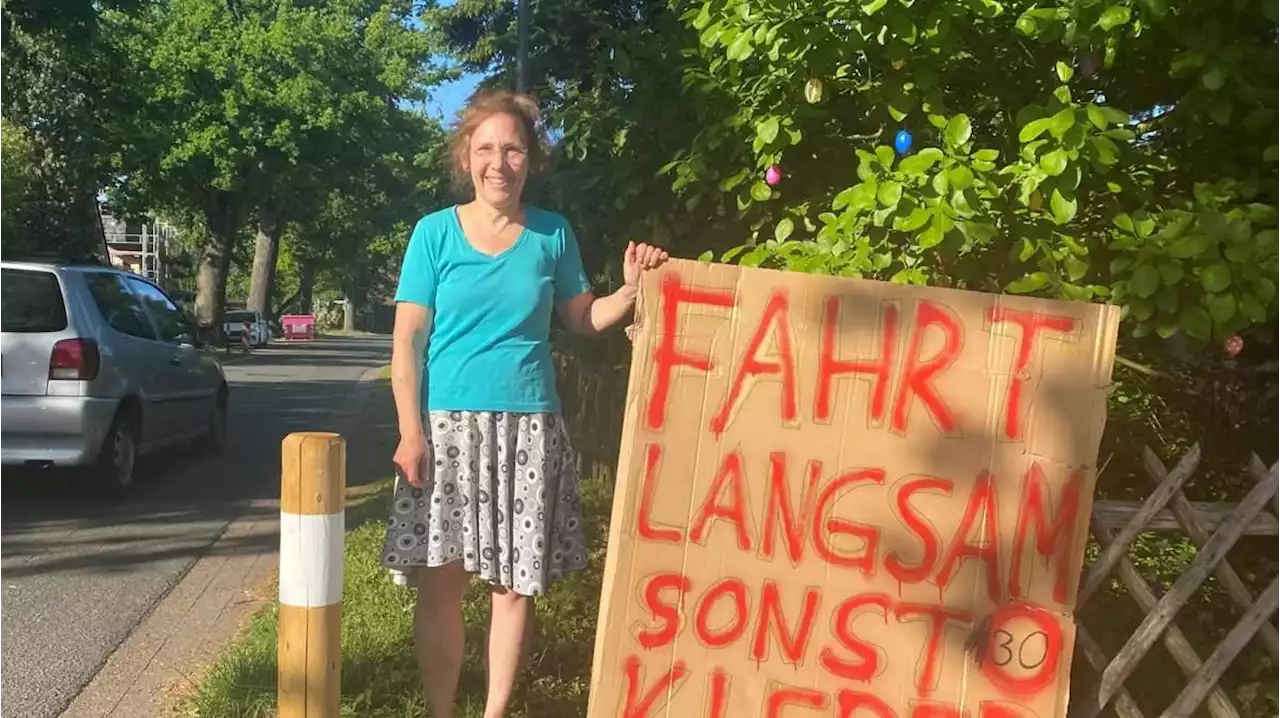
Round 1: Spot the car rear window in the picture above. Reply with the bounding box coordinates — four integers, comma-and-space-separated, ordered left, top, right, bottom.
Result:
226, 311, 254, 322
1, 268, 68, 333
85, 272, 157, 340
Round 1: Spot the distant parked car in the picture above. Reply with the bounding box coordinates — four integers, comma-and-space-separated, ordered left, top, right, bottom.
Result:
1, 257, 229, 497
223, 309, 270, 348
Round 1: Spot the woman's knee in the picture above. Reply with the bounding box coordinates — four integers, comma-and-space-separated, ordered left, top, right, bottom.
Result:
414, 561, 470, 610
491, 585, 531, 608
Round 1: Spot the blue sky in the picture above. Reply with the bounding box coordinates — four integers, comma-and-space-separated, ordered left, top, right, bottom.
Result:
423, 0, 484, 123
428, 71, 484, 122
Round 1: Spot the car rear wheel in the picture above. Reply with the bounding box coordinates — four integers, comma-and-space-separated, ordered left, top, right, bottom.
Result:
93, 413, 137, 499
196, 391, 228, 455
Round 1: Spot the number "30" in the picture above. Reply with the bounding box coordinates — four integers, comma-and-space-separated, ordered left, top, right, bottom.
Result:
990, 629, 1049, 670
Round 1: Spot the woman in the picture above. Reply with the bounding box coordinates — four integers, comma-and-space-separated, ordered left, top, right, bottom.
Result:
380, 90, 670, 718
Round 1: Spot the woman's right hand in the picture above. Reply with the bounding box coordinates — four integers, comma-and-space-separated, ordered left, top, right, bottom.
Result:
393, 431, 431, 488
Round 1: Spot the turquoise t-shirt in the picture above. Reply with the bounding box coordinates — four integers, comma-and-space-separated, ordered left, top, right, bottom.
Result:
393, 204, 593, 414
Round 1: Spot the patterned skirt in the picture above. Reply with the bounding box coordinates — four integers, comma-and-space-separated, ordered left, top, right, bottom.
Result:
380, 410, 588, 597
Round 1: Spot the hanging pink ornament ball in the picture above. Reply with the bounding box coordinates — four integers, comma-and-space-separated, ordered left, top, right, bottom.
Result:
1224, 334, 1244, 358
765, 164, 784, 186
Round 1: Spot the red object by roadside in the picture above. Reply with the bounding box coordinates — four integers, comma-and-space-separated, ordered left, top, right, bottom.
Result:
281, 314, 316, 341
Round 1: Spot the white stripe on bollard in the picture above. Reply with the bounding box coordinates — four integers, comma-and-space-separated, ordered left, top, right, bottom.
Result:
279, 511, 345, 608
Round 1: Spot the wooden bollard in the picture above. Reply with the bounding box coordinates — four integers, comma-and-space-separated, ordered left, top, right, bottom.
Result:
277, 432, 346, 717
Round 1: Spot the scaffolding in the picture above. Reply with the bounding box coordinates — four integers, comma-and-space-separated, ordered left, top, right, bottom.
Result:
102, 216, 177, 284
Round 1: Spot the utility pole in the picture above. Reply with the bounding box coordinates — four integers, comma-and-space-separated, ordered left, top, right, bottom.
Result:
516, 0, 531, 92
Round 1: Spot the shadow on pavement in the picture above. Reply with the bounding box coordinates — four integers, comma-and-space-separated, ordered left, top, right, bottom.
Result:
0, 334, 395, 718
1, 373, 395, 579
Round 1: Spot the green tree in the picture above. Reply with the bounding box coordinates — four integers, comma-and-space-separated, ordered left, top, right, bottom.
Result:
105, 0, 447, 329
240, 0, 449, 317
2, 0, 149, 36
432, 0, 1277, 349
668, 0, 1277, 346
428, 0, 714, 282
0, 119, 47, 253
1, 3, 141, 258
287, 121, 448, 322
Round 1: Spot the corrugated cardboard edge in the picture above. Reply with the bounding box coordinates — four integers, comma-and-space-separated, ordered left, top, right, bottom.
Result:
586, 269, 658, 716
1052, 300, 1124, 718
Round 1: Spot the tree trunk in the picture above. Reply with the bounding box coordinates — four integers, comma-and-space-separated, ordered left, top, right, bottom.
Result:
298, 263, 315, 314
195, 191, 240, 342
247, 196, 284, 315
276, 288, 301, 316
342, 296, 356, 332
194, 233, 234, 339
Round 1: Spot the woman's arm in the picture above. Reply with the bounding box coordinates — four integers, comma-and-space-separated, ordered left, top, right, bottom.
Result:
556, 285, 638, 336
391, 302, 432, 441
556, 241, 669, 335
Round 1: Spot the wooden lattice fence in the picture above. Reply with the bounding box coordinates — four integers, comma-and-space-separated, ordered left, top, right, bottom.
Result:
1074, 446, 1279, 718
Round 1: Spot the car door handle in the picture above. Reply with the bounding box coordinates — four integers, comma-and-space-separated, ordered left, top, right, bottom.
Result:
170, 355, 182, 365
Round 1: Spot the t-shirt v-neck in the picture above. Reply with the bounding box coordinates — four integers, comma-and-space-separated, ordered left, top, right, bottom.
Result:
394, 204, 593, 414
450, 205, 529, 260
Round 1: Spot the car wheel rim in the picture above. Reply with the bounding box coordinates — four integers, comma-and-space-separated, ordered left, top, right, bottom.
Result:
114, 429, 136, 487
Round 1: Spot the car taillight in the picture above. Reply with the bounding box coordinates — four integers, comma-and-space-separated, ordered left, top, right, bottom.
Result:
49, 338, 101, 380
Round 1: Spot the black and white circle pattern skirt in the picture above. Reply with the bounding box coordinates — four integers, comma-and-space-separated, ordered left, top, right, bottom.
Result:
380, 410, 588, 597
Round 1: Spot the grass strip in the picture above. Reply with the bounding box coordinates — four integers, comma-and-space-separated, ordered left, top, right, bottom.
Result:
180, 475, 612, 717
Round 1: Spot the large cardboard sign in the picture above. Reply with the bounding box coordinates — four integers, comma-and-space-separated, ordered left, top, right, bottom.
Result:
587, 259, 1121, 718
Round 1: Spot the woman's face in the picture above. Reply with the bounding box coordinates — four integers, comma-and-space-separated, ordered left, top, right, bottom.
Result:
467, 112, 529, 208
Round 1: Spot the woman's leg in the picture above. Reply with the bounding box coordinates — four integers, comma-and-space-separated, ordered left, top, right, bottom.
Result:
414, 561, 471, 718
482, 586, 534, 718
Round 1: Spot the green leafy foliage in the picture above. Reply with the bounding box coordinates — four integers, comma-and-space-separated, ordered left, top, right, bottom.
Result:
96, 0, 448, 323
1, 15, 131, 258
657, 0, 1277, 344
430, 0, 737, 284
0, 119, 32, 250
110, 0, 442, 196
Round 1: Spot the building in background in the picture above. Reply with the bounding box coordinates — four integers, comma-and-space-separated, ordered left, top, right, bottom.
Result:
101, 213, 177, 286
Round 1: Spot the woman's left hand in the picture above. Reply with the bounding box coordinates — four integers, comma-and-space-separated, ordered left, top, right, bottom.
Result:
623, 241, 671, 288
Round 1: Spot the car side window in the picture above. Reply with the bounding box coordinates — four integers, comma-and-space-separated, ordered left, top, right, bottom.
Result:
84, 273, 157, 340
126, 277, 194, 344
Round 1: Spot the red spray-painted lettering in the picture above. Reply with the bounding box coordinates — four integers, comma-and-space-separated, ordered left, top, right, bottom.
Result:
616, 655, 1061, 717
645, 275, 972, 437
978, 602, 1065, 697
646, 275, 1083, 444
885, 476, 952, 585
634, 448, 1084, 609
646, 273, 735, 431
711, 290, 798, 435
632, 576, 1039, 701
891, 301, 964, 434
759, 452, 821, 566
934, 471, 1004, 603
620, 655, 688, 718
986, 307, 1078, 441
1008, 464, 1086, 604
815, 298, 900, 425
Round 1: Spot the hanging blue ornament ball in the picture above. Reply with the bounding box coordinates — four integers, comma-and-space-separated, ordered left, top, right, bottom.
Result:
894, 129, 913, 155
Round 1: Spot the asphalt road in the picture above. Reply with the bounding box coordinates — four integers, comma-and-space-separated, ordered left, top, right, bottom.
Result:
0, 335, 391, 718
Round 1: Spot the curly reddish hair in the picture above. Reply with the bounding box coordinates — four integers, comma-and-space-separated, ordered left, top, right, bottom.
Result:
448, 90, 548, 190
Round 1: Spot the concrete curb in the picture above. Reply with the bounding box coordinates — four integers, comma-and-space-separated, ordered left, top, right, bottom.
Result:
61, 364, 390, 718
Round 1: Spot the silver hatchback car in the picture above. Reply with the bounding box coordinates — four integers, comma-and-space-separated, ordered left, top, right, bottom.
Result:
1, 258, 229, 496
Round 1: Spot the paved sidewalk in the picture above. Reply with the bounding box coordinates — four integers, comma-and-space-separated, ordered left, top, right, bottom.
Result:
62, 368, 397, 718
